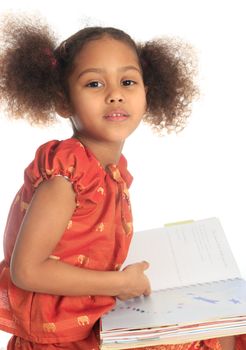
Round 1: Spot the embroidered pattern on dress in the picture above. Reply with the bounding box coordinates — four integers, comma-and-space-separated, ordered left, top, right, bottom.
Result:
96, 222, 104, 232
14, 194, 20, 205
122, 220, 133, 236
67, 220, 73, 230
0, 290, 10, 310
97, 186, 105, 195
43, 322, 56, 332
67, 166, 75, 174
77, 315, 90, 326
77, 254, 89, 266
20, 200, 29, 212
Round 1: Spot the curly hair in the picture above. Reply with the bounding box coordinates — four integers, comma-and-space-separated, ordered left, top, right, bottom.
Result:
0, 14, 199, 132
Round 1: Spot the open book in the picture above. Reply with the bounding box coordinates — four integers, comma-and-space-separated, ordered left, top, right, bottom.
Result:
101, 217, 246, 349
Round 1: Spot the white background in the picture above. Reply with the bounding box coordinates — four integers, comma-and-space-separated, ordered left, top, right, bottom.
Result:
0, 0, 246, 347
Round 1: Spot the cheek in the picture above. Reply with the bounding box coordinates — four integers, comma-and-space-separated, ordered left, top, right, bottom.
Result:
71, 101, 95, 121
79, 95, 102, 113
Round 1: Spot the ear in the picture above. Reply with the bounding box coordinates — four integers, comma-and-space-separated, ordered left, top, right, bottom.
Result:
55, 92, 72, 118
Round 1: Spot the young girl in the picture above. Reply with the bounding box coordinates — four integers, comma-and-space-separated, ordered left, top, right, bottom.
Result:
0, 14, 244, 350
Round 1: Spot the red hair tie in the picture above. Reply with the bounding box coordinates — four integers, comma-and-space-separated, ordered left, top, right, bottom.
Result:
44, 48, 57, 67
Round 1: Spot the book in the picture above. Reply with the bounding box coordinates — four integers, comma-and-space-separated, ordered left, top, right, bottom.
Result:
100, 217, 246, 349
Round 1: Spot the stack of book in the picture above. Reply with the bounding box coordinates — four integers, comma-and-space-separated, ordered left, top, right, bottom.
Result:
101, 218, 246, 349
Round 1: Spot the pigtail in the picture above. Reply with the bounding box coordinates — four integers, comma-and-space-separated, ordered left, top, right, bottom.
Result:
0, 14, 60, 125
138, 38, 199, 133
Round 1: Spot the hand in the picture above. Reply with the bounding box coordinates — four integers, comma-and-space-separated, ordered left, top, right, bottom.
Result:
117, 261, 151, 301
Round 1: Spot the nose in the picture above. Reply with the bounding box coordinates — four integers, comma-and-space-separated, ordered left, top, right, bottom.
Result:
106, 87, 125, 104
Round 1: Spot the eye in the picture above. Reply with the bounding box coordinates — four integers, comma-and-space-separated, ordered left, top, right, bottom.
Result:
86, 81, 103, 88
122, 80, 136, 86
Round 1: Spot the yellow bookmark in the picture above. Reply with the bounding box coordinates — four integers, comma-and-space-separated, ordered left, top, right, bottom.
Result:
164, 219, 194, 227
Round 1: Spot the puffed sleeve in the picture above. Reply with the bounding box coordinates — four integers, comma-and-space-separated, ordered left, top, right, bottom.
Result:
24, 138, 104, 202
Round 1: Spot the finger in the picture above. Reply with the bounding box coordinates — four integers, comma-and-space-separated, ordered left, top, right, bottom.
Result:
141, 260, 150, 270
143, 285, 151, 296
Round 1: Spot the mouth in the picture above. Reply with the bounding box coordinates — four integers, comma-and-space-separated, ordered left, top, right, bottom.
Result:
104, 110, 129, 121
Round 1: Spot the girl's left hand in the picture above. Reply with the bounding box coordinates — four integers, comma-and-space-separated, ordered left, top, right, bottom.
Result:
116, 261, 151, 301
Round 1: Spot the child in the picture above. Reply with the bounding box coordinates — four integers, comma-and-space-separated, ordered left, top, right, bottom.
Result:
0, 14, 244, 350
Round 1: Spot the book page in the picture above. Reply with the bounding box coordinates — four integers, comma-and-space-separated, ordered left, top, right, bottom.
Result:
123, 218, 240, 290
102, 278, 246, 331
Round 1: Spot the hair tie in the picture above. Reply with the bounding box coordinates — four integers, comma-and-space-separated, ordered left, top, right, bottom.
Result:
43, 48, 57, 67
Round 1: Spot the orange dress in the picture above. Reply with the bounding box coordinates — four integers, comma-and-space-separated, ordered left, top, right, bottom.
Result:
0, 137, 133, 348
0, 137, 245, 350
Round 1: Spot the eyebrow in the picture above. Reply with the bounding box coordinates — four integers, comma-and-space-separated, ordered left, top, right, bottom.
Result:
78, 65, 141, 79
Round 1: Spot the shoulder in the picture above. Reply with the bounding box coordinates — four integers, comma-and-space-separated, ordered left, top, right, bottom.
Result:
35, 138, 86, 163
34, 137, 91, 170
25, 138, 97, 189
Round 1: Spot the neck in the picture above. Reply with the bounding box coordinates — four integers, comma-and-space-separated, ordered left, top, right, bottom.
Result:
73, 134, 124, 168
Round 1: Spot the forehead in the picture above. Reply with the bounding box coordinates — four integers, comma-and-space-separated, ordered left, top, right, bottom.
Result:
73, 36, 140, 70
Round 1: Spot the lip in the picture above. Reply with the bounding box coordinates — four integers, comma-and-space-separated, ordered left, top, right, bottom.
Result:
104, 109, 130, 121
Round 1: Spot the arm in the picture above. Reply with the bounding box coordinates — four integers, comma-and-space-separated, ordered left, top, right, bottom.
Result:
10, 176, 150, 298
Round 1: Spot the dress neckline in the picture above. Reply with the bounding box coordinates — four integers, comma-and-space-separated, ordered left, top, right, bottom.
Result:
68, 137, 133, 186
70, 136, 122, 170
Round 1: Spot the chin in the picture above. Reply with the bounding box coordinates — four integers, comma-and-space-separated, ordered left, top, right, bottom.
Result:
102, 131, 131, 143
